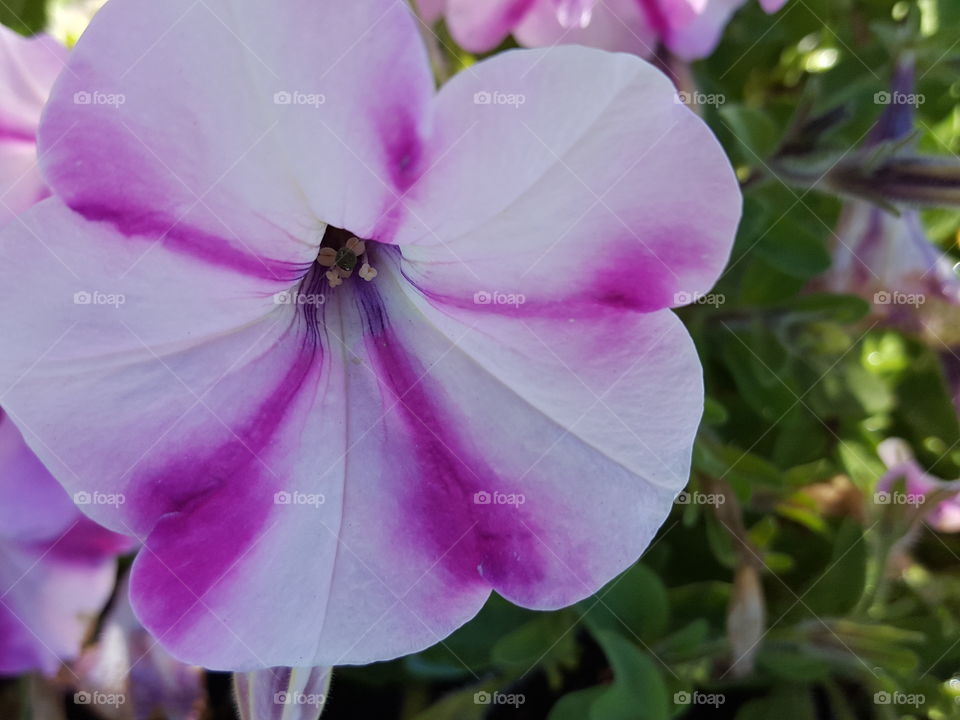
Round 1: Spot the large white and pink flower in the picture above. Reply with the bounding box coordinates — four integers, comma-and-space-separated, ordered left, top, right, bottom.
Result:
422, 0, 787, 58
0, 0, 740, 671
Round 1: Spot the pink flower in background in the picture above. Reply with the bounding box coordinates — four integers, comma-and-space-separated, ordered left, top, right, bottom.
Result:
824, 56, 960, 320
877, 438, 960, 533
0, 25, 129, 679
423, 0, 787, 58
0, 410, 130, 675
75, 575, 205, 720
0, 0, 739, 671
0, 26, 66, 225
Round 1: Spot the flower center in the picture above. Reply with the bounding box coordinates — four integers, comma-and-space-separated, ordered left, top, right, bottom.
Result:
316, 226, 378, 288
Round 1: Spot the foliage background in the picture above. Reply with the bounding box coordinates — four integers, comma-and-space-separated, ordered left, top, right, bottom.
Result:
5, 0, 960, 718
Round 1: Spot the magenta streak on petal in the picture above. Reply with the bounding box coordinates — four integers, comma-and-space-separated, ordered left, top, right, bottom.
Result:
369, 115, 425, 245
360, 290, 547, 592
636, 0, 671, 36
71, 203, 310, 283
500, 0, 540, 30
404, 233, 683, 316
0, 128, 37, 144
129, 331, 320, 648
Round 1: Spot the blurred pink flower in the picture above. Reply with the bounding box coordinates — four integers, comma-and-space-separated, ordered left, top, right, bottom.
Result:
75, 575, 205, 720
0, 26, 66, 225
0, 410, 130, 675
877, 438, 960, 533
421, 0, 787, 58
0, 26, 130, 679
823, 55, 960, 324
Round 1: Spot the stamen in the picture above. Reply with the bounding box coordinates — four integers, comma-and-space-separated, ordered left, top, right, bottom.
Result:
359, 262, 378, 282
316, 232, 376, 288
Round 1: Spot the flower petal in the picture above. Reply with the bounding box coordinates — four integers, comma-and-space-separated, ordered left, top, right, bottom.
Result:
445, 0, 536, 53
513, 0, 657, 55
0, 412, 129, 675
234, 666, 331, 720
122, 256, 694, 668
395, 47, 740, 314
0, 27, 65, 225
0, 27, 66, 139
38, 0, 433, 274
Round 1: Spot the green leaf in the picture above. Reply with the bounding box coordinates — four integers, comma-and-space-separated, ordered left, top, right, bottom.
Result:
580, 563, 670, 643
491, 611, 579, 684
0, 0, 46, 34
548, 688, 606, 720
801, 520, 867, 616
590, 632, 670, 720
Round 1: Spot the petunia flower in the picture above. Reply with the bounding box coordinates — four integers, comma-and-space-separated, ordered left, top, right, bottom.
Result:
876, 438, 960, 533
0, 25, 66, 226
822, 55, 960, 322
421, 0, 787, 59
0, 0, 740, 671
0, 410, 130, 675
